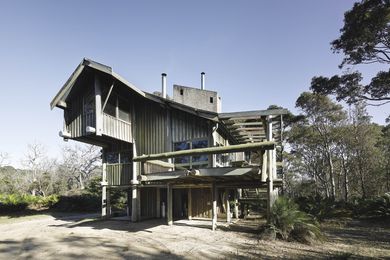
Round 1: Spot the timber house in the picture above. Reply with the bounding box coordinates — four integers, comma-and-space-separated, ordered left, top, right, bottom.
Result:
50, 58, 287, 230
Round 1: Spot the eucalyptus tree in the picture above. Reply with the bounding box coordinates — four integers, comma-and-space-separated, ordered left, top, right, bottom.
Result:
310, 0, 390, 108
291, 92, 347, 199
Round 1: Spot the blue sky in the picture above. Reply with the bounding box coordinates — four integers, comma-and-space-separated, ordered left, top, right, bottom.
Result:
0, 1, 389, 167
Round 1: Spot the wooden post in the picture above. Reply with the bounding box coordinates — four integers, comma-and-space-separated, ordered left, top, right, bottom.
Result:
261, 151, 267, 182
167, 184, 173, 226
188, 188, 192, 220
212, 183, 217, 231
266, 116, 273, 224
127, 189, 131, 218
137, 188, 141, 221
102, 185, 108, 218
156, 188, 161, 218
131, 186, 138, 222
131, 143, 139, 222
234, 189, 239, 219
226, 189, 231, 223
272, 148, 277, 180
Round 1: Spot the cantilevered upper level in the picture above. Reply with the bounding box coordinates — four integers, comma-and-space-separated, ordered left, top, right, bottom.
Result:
51, 58, 287, 147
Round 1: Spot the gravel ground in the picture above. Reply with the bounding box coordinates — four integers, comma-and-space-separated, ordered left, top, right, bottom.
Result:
0, 213, 389, 259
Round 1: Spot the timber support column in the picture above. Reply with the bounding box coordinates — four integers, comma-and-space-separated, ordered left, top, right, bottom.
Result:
234, 189, 239, 219
226, 189, 231, 223
188, 188, 192, 220
101, 160, 110, 218
212, 183, 218, 231
131, 184, 138, 222
167, 184, 173, 226
102, 186, 109, 218
156, 188, 161, 218
266, 115, 274, 224
131, 144, 139, 222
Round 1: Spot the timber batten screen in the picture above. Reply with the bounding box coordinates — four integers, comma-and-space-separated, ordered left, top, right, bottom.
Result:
106, 163, 132, 186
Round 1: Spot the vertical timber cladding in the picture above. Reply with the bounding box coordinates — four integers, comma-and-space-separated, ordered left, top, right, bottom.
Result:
171, 109, 210, 143
64, 70, 95, 138
105, 141, 133, 186
191, 188, 212, 218
140, 187, 157, 219
134, 99, 167, 158
134, 98, 211, 163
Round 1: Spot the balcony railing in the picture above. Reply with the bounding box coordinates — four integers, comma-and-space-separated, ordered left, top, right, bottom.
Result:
103, 113, 132, 142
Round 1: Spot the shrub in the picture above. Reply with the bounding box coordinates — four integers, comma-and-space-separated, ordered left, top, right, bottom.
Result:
295, 195, 338, 221
267, 196, 324, 244
52, 194, 100, 212
351, 193, 390, 219
373, 193, 390, 218
0, 194, 60, 213
0, 194, 28, 213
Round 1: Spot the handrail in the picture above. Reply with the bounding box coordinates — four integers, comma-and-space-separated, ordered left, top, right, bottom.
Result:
133, 141, 275, 162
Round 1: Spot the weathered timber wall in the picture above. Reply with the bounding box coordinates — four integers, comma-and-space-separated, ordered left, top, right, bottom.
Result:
191, 188, 212, 218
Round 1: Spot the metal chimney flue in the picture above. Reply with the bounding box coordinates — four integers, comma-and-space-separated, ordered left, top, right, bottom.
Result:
161, 73, 167, 99
201, 72, 205, 90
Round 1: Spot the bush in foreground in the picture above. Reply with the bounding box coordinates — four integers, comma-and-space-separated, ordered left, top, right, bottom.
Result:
0, 194, 59, 213
51, 194, 100, 212
262, 196, 324, 244
350, 193, 390, 219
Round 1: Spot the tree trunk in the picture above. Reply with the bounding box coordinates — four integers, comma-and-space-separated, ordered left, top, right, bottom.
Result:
359, 168, 366, 199
79, 173, 85, 190
327, 150, 336, 200
342, 157, 349, 202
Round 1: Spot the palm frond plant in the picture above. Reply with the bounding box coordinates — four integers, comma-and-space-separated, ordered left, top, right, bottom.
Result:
265, 196, 324, 244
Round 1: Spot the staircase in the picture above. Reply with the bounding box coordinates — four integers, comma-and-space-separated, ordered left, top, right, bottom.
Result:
239, 188, 267, 202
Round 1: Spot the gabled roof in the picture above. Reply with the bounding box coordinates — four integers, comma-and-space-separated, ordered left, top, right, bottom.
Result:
50, 58, 145, 110
50, 58, 219, 121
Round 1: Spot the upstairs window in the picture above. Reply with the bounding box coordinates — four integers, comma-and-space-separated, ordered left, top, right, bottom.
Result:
104, 95, 116, 117
118, 97, 130, 122
210, 97, 214, 103
105, 150, 132, 164
174, 138, 208, 169
103, 93, 131, 122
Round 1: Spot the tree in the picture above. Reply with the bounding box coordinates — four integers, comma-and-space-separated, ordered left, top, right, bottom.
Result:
290, 92, 347, 199
346, 103, 384, 198
22, 142, 56, 196
311, 0, 390, 106
61, 144, 101, 190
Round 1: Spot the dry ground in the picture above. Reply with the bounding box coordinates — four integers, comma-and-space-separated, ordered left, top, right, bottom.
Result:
0, 213, 389, 259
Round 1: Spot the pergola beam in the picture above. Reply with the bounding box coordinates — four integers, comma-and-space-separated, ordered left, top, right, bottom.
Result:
133, 141, 275, 162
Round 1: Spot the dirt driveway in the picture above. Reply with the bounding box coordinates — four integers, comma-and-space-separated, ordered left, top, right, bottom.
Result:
0, 214, 389, 259
0, 214, 260, 259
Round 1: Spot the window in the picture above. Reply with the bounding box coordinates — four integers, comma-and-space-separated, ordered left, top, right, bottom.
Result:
105, 150, 132, 164
192, 139, 208, 163
104, 95, 116, 117
174, 138, 208, 169
180, 89, 184, 95
103, 93, 131, 122
174, 141, 190, 164
210, 97, 213, 103
118, 97, 130, 122
106, 152, 119, 164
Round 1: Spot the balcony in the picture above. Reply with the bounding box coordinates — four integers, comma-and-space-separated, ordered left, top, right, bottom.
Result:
103, 113, 132, 143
